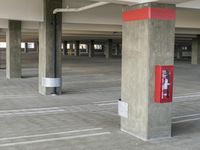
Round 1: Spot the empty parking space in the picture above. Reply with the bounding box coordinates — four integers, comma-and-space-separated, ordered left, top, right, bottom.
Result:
0, 53, 199, 149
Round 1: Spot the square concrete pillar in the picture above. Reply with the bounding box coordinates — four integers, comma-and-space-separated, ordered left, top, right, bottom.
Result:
89, 40, 95, 58
191, 37, 200, 64
24, 43, 28, 53
68, 43, 73, 56
75, 41, 80, 56
35, 41, 39, 52
63, 41, 68, 55
121, 3, 176, 140
104, 39, 113, 59
6, 20, 22, 79
39, 0, 62, 95
176, 45, 182, 60
116, 43, 121, 56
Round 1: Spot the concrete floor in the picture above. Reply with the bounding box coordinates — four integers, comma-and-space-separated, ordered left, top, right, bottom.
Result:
0, 52, 200, 149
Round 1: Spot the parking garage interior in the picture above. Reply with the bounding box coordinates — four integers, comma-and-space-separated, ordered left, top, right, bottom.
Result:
0, 0, 200, 149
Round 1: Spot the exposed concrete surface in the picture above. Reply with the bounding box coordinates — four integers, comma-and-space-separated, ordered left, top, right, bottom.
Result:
75, 41, 80, 56
88, 40, 95, 58
104, 39, 113, 59
0, 53, 199, 149
191, 37, 200, 65
39, 0, 62, 95
6, 20, 21, 79
121, 3, 176, 140
63, 41, 68, 56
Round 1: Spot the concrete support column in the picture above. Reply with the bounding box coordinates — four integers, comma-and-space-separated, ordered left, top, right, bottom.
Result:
116, 43, 121, 56
35, 41, 39, 52
176, 45, 182, 60
63, 41, 68, 55
24, 43, 28, 53
39, 0, 62, 95
75, 41, 80, 56
88, 40, 95, 58
121, 3, 176, 140
191, 37, 200, 64
70, 43, 73, 49
69, 43, 73, 56
6, 20, 22, 79
85, 43, 88, 54
104, 39, 113, 59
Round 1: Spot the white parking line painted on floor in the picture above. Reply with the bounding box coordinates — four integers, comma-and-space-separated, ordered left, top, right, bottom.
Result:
63, 79, 120, 84
0, 94, 38, 99
0, 132, 111, 147
0, 107, 63, 113
175, 92, 200, 96
173, 113, 200, 119
62, 73, 105, 77
97, 103, 118, 106
0, 128, 103, 141
0, 107, 67, 116
174, 94, 200, 99
92, 100, 118, 104
0, 109, 65, 116
173, 94, 200, 102
172, 117, 200, 124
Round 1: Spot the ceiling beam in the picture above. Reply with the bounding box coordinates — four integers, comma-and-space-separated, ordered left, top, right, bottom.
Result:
91, 0, 194, 5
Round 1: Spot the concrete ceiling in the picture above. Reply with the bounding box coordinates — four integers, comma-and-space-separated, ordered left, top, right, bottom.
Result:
90, 0, 200, 9
177, 0, 200, 9
92, 0, 191, 5
62, 0, 200, 11
0, 0, 199, 42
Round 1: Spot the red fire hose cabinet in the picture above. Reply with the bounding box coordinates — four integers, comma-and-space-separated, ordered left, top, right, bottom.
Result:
154, 65, 174, 103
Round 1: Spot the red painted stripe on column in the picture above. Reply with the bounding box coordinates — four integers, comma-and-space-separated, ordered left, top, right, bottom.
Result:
122, 7, 176, 22
150, 8, 176, 20
122, 8, 150, 22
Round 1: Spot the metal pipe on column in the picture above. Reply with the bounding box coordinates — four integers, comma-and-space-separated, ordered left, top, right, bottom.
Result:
53, 13, 57, 95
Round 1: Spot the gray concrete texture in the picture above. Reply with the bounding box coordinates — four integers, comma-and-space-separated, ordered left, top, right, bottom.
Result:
121, 3, 175, 140
88, 40, 95, 58
104, 39, 113, 59
75, 41, 80, 56
0, 53, 199, 149
63, 41, 68, 56
6, 20, 22, 79
39, 0, 62, 95
191, 37, 200, 65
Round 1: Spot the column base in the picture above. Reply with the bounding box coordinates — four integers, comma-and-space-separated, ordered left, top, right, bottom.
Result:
121, 128, 171, 141
39, 87, 62, 96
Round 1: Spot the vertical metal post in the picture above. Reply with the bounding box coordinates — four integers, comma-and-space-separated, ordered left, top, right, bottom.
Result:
53, 13, 57, 95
